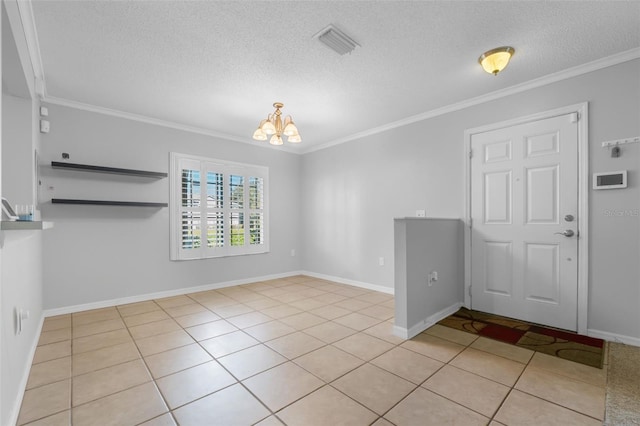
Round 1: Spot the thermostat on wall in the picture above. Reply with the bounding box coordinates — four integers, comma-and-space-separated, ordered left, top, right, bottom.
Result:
593, 170, 627, 189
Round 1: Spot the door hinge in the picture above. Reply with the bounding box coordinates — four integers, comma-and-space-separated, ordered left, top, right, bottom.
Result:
468, 286, 472, 297
570, 112, 579, 123
469, 149, 473, 158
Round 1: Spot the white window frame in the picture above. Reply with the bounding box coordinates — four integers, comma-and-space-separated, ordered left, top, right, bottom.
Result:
170, 152, 269, 260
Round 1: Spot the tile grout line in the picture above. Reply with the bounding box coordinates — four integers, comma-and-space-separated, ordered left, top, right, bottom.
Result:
372, 336, 480, 424
28, 276, 606, 425
157, 281, 392, 422
190, 281, 393, 425
117, 300, 179, 425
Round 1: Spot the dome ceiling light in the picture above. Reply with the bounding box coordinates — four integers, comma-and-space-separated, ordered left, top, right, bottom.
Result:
478, 46, 515, 76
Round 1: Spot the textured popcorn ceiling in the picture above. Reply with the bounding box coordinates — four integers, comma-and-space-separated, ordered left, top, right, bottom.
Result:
30, 1, 640, 152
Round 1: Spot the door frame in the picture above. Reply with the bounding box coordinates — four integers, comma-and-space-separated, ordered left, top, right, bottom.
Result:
463, 103, 589, 334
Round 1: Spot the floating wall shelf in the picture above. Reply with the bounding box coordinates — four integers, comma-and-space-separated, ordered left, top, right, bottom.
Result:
51, 161, 168, 178
1, 221, 54, 230
50, 161, 168, 208
52, 199, 168, 207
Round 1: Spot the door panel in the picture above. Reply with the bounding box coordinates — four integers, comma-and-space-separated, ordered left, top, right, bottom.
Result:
524, 243, 559, 303
484, 171, 512, 224
471, 113, 578, 331
526, 132, 559, 157
484, 140, 512, 163
526, 165, 558, 224
484, 241, 513, 296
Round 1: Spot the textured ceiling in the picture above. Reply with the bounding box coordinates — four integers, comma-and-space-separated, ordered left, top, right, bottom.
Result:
29, 1, 640, 153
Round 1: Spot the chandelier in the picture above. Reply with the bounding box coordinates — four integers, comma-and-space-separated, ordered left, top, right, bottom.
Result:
252, 102, 302, 145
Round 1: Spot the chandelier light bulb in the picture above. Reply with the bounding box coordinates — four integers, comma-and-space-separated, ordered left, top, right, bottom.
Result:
261, 118, 276, 135
252, 128, 267, 141
287, 134, 302, 143
283, 116, 299, 137
270, 134, 284, 146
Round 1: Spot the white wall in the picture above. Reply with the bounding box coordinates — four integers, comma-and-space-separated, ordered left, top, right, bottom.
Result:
40, 105, 302, 310
1, 232, 43, 426
1, 4, 45, 423
0, 93, 43, 426
302, 59, 640, 342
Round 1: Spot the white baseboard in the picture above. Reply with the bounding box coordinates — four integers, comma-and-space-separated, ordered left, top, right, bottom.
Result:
44, 270, 395, 317
8, 314, 45, 426
44, 271, 304, 317
300, 271, 394, 295
393, 302, 463, 340
588, 329, 640, 347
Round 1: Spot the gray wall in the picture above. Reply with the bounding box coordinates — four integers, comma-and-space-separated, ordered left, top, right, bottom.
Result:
40, 105, 302, 310
302, 59, 640, 341
1, 95, 32, 207
394, 218, 463, 335
301, 114, 464, 287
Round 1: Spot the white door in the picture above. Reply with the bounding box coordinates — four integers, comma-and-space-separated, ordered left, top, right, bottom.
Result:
470, 113, 579, 331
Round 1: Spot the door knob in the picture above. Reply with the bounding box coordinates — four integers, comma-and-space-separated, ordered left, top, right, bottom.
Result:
554, 230, 575, 237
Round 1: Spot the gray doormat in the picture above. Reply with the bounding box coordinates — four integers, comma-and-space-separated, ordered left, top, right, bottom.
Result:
605, 342, 640, 425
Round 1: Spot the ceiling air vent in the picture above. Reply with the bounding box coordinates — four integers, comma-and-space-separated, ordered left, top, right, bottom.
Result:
314, 24, 359, 55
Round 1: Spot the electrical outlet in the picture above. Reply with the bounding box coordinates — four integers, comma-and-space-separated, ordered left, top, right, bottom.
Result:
427, 270, 439, 287
416, 209, 426, 217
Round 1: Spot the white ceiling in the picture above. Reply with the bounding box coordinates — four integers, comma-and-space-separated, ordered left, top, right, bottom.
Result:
27, 1, 640, 153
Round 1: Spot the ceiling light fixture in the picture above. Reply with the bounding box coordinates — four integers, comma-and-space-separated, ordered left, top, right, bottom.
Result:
478, 46, 515, 76
252, 102, 302, 145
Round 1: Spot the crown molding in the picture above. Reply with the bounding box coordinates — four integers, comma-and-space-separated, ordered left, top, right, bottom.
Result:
42, 96, 302, 154
14, 0, 45, 96
16, 0, 639, 156
302, 47, 640, 154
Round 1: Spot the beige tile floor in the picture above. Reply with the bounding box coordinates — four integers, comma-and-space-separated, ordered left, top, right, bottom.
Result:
19, 275, 608, 426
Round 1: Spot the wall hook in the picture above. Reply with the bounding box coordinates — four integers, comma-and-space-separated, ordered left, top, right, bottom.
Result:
611, 144, 621, 158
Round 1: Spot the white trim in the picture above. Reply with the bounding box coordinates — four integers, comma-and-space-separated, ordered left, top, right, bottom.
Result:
463, 103, 589, 334
43, 271, 304, 317
588, 329, 640, 348
12, 0, 639, 158
3, 0, 37, 98
300, 271, 394, 295
8, 314, 45, 426
576, 105, 589, 334
393, 302, 462, 340
15, 0, 45, 95
169, 152, 270, 260
304, 48, 639, 154
42, 96, 302, 154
